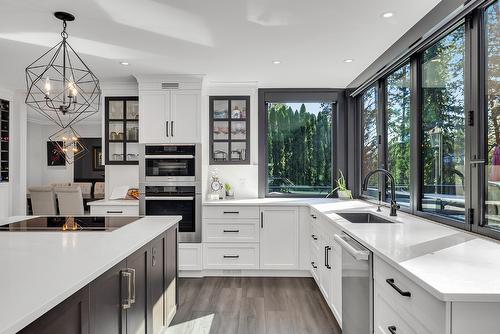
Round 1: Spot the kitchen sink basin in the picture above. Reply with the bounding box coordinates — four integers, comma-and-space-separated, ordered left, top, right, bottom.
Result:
336, 212, 394, 224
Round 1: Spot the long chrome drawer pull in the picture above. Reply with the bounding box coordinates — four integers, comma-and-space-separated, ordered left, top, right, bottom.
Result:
129, 268, 136, 304
144, 196, 194, 201
121, 271, 132, 309
386, 278, 411, 297
223, 229, 240, 233
223, 255, 240, 259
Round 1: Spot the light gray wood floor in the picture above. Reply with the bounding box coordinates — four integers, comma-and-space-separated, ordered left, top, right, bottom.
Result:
167, 277, 341, 334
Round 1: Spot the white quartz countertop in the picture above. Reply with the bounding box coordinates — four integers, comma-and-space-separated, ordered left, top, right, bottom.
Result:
87, 199, 139, 206
206, 198, 500, 302
0, 215, 180, 334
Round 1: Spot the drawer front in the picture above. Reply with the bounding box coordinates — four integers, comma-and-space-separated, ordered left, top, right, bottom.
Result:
90, 205, 139, 216
310, 245, 320, 282
310, 225, 321, 254
374, 280, 419, 334
204, 220, 259, 243
203, 206, 259, 219
203, 243, 259, 269
179, 243, 202, 271
374, 257, 446, 334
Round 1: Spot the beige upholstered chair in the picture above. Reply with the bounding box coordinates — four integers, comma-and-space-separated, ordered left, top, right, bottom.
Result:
55, 186, 84, 215
94, 182, 105, 199
28, 186, 57, 215
51, 182, 71, 188
72, 182, 92, 199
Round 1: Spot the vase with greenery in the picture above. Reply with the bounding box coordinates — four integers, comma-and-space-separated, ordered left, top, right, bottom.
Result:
224, 183, 234, 199
326, 170, 352, 199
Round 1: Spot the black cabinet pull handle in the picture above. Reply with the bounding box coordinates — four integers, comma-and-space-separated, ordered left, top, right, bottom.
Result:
171, 121, 174, 137
223, 255, 239, 259
223, 229, 240, 233
261, 211, 264, 228
106, 210, 123, 214
325, 246, 332, 269
388, 325, 397, 334
311, 214, 317, 219
386, 278, 411, 297
223, 211, 239, 214
311, 261, 317, 269
311, 234, 318, 240
166, 121, 169, 137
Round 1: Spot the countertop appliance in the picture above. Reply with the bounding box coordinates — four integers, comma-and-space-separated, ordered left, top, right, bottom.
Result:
334, 233, 373, 334
0, 216, 141, 232
139, 144, 202, 243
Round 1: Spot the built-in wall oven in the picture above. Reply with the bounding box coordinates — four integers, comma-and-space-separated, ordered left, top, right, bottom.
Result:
140, 144, 201, 243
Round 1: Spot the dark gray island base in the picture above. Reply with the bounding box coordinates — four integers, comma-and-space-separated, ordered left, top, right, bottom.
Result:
19, 224, 178, 334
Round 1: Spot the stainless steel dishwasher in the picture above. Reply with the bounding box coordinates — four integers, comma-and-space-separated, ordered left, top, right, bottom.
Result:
334, 233, 373, 334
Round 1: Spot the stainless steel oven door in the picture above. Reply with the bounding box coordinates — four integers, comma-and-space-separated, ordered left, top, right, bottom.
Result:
139, 184, 201, 243
144, 155, 196, 182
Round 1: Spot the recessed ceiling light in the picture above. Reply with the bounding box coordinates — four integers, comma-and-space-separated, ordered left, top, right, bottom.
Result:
272, 60, 281, 64
344, 59, 353, 63
382, 12, 394, 18
120, 61, 129, 66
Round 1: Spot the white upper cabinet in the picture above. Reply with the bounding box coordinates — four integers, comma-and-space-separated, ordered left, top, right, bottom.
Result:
259, 207, 299, 270
135, 75, 202, 144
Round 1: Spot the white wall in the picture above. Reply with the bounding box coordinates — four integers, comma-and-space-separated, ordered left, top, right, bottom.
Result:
202, 82, 259, 199
26, 121, 101, 187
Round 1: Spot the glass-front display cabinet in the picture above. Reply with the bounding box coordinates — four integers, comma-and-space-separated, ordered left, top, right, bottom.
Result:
105, 96, 139, 165
209, 96, 250, 164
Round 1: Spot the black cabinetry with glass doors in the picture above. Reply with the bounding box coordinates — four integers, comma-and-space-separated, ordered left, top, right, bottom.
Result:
105, 96, 139, 165
0, 99, 8, 182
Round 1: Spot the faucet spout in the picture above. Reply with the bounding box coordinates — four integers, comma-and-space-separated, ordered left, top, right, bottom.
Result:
362, 168, 399, 216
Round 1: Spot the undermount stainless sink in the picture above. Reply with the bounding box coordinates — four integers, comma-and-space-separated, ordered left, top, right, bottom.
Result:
336, 212, 395, 224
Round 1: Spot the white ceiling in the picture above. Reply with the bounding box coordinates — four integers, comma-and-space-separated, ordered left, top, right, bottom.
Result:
0, 0, 441, 90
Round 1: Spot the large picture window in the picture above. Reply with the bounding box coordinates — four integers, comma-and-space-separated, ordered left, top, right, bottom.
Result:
259, 89, 340, 197
484, 1, 500, 230
421, 25, 466, 221
386, 64, 411, 207
361, 86, 379, 198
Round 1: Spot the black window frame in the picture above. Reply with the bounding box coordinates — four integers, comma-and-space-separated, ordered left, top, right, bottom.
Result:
258, 88, 345, 198
356, 0, 500, 239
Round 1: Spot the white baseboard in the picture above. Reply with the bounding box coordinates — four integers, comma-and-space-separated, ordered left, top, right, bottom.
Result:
179, 269, 311, 278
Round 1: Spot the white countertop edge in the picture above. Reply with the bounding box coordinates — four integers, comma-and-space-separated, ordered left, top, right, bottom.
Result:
3, 216, 180, 334
87, 199, 139, 206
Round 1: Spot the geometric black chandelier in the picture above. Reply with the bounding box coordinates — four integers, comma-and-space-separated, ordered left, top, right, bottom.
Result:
25, 12, 101, 129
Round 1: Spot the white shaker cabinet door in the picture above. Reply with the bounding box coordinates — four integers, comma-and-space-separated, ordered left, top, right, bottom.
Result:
170, 89, 201, 143
139, 91, 170, 143
259, 207, 299, 270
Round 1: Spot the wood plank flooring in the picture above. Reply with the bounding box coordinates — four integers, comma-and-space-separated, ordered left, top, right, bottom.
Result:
167, 277, 341, 334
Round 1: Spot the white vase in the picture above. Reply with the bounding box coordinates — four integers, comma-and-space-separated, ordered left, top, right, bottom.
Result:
337, 190, 352, 200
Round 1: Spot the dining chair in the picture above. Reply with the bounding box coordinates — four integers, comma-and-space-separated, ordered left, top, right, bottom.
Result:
28, 186, 57, 215
55, 186, 84, 215
72, 182, 92, 199
94, 182, 105, 199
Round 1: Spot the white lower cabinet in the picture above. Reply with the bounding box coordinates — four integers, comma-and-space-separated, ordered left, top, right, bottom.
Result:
178, 243, 202, 271
260, 207, 299, 270
203, 243, 259, 269
310, 210, 342, 326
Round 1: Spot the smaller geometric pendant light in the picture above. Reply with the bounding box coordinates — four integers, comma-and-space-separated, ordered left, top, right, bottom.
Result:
48, 126, 87, 164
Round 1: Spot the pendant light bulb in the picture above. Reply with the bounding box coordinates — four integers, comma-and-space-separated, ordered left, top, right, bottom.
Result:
44, 77, 51, 96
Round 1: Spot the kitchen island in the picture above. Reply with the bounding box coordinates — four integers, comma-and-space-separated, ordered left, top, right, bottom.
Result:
0, 215, 180, 334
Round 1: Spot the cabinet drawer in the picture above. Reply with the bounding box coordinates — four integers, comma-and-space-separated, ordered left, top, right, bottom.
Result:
374, 256, 446, 334
310, 245, 320, 282
90, 205, 139, 216
374, 281, 419, 334
203, 206, 259, 219
203, 243, 259, 269
204, 219, 259, 243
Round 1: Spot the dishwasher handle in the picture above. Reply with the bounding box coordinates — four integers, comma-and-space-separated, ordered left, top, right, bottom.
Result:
334, 234, 369, 260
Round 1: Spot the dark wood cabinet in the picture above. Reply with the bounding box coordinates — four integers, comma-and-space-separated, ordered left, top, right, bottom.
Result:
17, 225, 177, 334
89, 260, 126, 334
19, 287, 89, 334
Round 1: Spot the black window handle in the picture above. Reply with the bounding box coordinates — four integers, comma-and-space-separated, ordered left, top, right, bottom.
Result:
386, 278, 411, 297
223, 211, 240, 214
223, 229, 240, 233
388, 325, 397, 334
311, 261, 317, 269
325, 246, 331, 269
311, 234, 318, 240
223, 255, 239, 259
